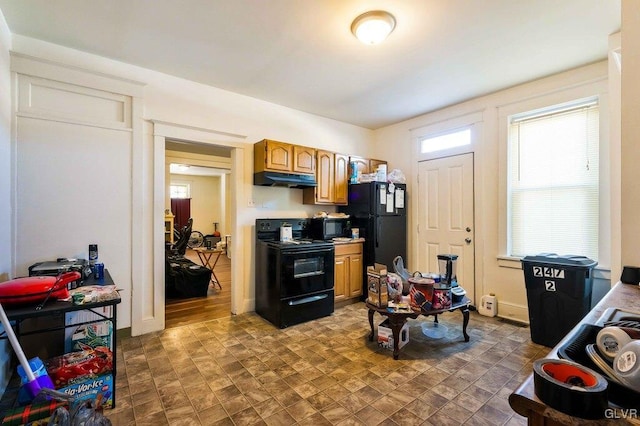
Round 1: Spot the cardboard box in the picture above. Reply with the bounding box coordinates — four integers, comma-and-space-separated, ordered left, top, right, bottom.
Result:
57, 373, 114, 410
377, 319, 409, 350
65, 307, 113, 352
367, 263, 388, 307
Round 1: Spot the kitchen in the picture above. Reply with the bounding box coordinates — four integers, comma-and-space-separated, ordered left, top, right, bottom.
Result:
0, 1, 638, 424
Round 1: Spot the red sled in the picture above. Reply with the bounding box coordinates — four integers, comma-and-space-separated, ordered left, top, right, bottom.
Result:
0, 272, 79, 306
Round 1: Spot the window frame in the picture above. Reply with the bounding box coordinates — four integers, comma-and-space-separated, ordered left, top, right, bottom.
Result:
170, 183, 190, 199
507, 97, 600, 259
497, 81, 610, 271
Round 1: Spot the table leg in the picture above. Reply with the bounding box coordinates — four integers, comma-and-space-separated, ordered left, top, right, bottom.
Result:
368, 309, 375, 341
210, 251, 222, 289
461, 306, 470, 342
388, 316, 407, 360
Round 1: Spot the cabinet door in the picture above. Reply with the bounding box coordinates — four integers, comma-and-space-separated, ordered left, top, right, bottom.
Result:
293, 146, 315, 174
265, 141, 292, 171
349, 254, 363, 298
369, 159, 387, 173
349, 156, 370, 175
334, 255, 347, 301
334, 153, 349, 205
316, 150, 334, 203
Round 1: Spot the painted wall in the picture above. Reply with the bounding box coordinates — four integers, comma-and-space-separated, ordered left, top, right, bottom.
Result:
0, 12, 11, 276
621, 1, 640, 267
170, 173, 223, 237
374, 62, 612, 323
0, 9, 11, 396
165, 150, 231, 236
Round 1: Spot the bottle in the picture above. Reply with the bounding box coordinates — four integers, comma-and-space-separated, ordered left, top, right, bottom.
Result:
89, 244, 98, 267
479, 293, 498, 317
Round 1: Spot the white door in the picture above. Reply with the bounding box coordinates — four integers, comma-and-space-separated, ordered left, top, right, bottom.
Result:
417, 153, 475, 302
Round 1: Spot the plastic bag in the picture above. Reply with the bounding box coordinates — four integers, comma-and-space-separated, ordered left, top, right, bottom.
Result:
46, 400, 112, 426
392, 256, 412, 295
386, 273, 403, 302
387, 169, 406, 184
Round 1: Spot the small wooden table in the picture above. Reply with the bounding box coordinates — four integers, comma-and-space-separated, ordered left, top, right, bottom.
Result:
366, 297, 471, 360
193, 247, 223, 289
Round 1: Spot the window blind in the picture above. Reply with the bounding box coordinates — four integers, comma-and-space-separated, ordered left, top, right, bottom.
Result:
508, 101, 599, 260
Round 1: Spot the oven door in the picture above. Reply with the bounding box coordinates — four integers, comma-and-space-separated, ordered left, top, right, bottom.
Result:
279, 246, 334, 298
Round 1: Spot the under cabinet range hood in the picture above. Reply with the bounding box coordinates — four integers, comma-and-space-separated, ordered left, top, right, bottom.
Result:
254, 171, 317, 188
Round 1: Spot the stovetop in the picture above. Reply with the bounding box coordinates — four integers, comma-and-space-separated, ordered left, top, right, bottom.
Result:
263, 238, 333, 249
256, 218, 334, 249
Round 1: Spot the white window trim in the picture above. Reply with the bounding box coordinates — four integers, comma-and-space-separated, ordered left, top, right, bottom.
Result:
411, 111, 483, 161
170, 181, 191, 199
497, 79, 610, 270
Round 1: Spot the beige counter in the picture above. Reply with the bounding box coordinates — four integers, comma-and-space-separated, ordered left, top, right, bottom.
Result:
332, 237, 365, 245
508, 282, 640, 425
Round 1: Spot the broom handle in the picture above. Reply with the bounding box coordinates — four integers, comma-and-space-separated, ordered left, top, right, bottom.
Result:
0, 303, 36, 382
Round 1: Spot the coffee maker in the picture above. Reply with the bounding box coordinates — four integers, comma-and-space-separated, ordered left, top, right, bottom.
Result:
437, 254, 458, 287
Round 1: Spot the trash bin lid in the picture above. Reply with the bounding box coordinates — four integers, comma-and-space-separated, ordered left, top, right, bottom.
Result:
521, 253, 597, 268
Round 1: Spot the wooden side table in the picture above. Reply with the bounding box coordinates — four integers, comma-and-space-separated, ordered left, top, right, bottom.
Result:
366, 297, 471, 359
193, 247, 223, 289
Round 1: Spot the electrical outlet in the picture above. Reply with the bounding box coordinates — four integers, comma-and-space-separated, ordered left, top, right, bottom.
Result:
248, 199, 256, 207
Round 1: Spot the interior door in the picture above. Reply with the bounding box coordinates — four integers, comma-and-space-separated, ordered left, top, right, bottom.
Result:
417, 153, 475, 302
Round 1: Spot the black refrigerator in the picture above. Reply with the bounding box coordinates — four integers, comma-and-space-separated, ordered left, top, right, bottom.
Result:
339, 182, 407, 294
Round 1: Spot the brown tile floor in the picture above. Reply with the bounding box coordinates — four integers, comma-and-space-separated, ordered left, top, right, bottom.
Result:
106, 304, 547, 425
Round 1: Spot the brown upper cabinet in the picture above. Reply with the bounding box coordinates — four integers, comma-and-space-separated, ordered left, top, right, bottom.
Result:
303, 150, 349, 205
254, 139, 315, 175
349, 156, 387, 176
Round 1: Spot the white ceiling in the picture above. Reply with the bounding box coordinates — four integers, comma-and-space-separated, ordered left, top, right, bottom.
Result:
0, 0, 621, 129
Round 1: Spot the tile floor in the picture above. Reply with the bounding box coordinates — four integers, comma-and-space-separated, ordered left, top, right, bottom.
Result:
106, 303, 548, 425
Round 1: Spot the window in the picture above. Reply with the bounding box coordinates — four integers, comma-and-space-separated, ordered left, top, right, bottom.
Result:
170, 184, 190, 199
508, 98, 599, 260
420, 128, 471, 154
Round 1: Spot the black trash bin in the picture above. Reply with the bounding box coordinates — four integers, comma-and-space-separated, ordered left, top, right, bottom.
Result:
521, 253, 597, 347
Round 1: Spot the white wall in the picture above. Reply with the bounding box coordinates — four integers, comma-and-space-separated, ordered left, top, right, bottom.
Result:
374, 62, 612, 323
170, 173, 222, 236
0, 9, 11, 396
0, 11, 11, 277
621, 1, 640, 266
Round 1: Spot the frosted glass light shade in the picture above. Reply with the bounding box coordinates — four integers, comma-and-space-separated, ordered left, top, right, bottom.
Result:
351, 11, 396, 45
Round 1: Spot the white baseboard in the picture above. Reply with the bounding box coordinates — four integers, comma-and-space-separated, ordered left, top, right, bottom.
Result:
496, 301, 529, 325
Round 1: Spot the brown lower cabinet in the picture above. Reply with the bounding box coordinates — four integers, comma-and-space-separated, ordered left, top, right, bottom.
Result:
334, 241, 363, 301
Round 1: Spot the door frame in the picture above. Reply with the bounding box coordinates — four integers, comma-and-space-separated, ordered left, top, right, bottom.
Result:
131, 119, 247, 336
410, 111, 485, 304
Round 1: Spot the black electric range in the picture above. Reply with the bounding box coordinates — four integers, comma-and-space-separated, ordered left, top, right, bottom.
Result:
255, 218, 335, 328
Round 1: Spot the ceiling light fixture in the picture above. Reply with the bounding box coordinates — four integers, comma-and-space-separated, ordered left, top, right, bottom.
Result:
351, 10, 396, 45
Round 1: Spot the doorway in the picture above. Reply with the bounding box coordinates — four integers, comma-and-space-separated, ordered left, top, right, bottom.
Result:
416, 153, 476, 302
131, 121, 246, 336
165, 141, 232, 328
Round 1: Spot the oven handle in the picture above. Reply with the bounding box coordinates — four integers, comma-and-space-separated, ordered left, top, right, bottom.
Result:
283, 247, 334, 256
288, 293, 328, 306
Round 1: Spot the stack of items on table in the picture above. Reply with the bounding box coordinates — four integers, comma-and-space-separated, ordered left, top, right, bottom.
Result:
164, 217, 212, 298
2, 300, 116, 424
367, 255, 468, 350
